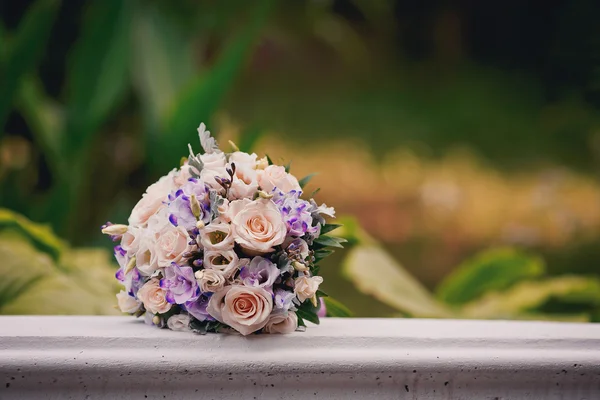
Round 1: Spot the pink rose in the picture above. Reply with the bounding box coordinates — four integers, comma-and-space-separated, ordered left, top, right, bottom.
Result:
229, 199, 287, 255
263, 311, 298, 334
207, 285, 273, 336
257, 165, 301, 193
155, 224, 192, 268
128, 170, 177, 227
137, 278, 172, 314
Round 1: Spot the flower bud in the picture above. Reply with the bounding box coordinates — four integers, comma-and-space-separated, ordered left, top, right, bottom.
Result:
258, 190, 274, 199
196, 220, 205, 229
310, 294, 318, 308
228, 140, 240, 152
292, 261, 309, 272
152, 315, 161, 326
190, 194, 201, 218
124, 256, 137, 274
101, 224, 128, 236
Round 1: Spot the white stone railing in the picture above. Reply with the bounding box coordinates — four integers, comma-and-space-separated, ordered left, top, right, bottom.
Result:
1, 316, 599, 399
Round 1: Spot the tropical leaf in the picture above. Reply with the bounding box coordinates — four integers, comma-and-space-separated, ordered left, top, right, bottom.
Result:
0, 208, 64, 261
0, 0, 60, 131
436, 247, 545, 305
342, 244, 452, 318
460, 275, 600, 321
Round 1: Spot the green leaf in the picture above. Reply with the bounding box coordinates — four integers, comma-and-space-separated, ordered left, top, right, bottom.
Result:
299, 173, 317, 189
314, 235, 347, 249
0, 0, 60, 130
64, 0, 132, 158
342, 244, 452, 318
316, 290, 329, 298
461, 275, 600, 321
284, 160, 292, 173
266, 154, 274, 165
237, 124, 264, 153
324, 297, 353, 318
436, 247, 545, 305
320, 223, 342, 235
0, 208, 64, 262
313, 249, 335, 263
296, 307, 320, 325
163, 0, 274, 171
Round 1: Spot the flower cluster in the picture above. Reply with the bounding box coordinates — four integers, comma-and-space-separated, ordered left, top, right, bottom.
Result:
102, 124, 343, 335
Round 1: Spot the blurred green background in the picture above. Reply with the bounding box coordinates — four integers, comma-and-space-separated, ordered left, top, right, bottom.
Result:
1, 0, 600, 320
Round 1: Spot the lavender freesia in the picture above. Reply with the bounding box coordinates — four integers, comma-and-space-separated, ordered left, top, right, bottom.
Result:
160, 263, 200, 304
239, 256, 279, 291
272, 189, 319, 237
167, 178, 211, 231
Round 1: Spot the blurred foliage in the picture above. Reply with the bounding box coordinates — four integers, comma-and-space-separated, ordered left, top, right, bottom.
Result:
0, 208, 118, 314
340, 216, 600, 322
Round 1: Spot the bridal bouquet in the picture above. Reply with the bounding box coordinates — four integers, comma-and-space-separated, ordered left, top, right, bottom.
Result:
102, 124, 344, 335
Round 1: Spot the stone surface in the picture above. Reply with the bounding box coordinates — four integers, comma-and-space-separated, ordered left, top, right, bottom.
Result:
1, 316, 600, 399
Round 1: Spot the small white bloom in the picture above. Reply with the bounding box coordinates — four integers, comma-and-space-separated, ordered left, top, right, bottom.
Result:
116, 290, 141, 314
203, 249, 241, 278
294, 275, 323, 302
263, 311, 298, 334
257, 165, 301, 194
121, 226, 142, 253
199, 220, 235, 251
167, 314, 191, 332
195, 268, 226, 293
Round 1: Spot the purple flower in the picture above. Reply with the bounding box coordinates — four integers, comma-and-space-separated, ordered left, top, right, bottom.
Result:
239, 257, 279, 291
274, 289, 296, 312
167, 178, 211, 231
160, 263, 200, 304
317, 297, 327, 318
183, 295, 214, 322
272, 190, 319, 237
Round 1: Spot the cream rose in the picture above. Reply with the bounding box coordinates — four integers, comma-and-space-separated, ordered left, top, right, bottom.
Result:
155, 224, 192, 268
228, 166, 259, 200
116, 290, 141, 314
257, 165, 301, 193
137, 278, 172, 314
167, 314, 191, 332
195, 268, 226, 293
121, 226, 142, 254
135, 235, 158, 276
203, 249, 241, 278
263, 311, 298, 334
128, 170, 177, 227
229, 151, 257, 170
229, 199, 287, 255
294, 275, 323, 302
199, 220, 235, 251
200, 151, 228, 191
207, 285, 273, 336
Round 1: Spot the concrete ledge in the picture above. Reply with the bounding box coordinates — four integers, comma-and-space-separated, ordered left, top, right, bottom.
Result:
1, 316, 600, 399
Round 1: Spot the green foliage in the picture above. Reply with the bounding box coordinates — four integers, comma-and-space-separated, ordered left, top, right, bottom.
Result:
0, 210, 118, 315
313, 235, 347, 249
296, 298, 320, 325
436, 248, 545, 305
324, 297, 353, 318
298, 173, 317, 189
0, 0, 60, 130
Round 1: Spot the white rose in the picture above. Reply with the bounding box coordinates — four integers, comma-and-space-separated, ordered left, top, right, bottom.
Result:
167, 314, 191, 332
217, 199, 230, 222
207, 285, 273, 336
200, 151, 227, 170
199, 220, 235, 251
257, 165, 301, 193
121, 226, 142, 254
116, 290, 141, 314
294, 275, 323, 302
228, 165, 259, 200
135, 235, 158, 276
200, 151, 228, 191
263, 311, 298, 334
229, 199, 287, 255
155, 224, 192, 268
203, 250, 242, 278
128, 170, 177, 227
229, 151, 257, 170
195, 268, 226, 293
137, 278, 172, 314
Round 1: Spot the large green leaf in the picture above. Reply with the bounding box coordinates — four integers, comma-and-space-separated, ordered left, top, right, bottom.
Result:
0, 208, 64, 262
461, 275, 600, 321
161, 0, 274, 171
342, 244, 452, 318
324, 297, 353, 317
63, 0, 132, 159
0, 0, 60, 131
436, 247, 545, 305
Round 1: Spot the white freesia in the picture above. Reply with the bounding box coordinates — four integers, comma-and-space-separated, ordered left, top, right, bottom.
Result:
263, 311, 298, 334
229, 199, 287, 255
199, 219, 235, 251
257, 165, 301, 193
167, 314, 191, 332
294, 275, 323, 302
137, 278, 172, 314
116, 290, 141, 314
207, 285, 273, 336
195, 268, 226, 293
129, 169, 177, 227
